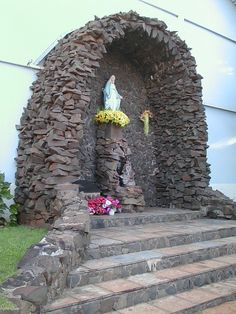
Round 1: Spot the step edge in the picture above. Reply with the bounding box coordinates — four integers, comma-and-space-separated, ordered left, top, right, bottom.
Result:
45, 268, 236, 312
66, 246, 236, 288
87, 228, 236, 259
90, 212, 202, 229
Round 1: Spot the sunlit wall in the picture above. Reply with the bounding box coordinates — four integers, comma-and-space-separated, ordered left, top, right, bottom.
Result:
0, 62, 36, 183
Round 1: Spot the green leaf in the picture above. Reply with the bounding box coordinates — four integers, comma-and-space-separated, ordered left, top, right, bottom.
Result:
0, 188, 12, 200
9, 204, 19, 215
0, 172, 18, 226
0, 173, 5, 183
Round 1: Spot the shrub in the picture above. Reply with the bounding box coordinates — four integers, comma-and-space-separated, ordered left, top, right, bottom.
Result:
0, 173, 18, 226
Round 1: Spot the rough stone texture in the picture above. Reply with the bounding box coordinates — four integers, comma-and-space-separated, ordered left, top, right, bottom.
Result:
96, 124, 145, 212
91, 51, 158, 207
0, 189, 90, 312
201, 187, 236, 219
42, 213, 236, 314
90, 208, 201, 229
15, 10, 213, 224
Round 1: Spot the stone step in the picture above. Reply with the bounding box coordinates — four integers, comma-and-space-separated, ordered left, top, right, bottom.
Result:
90, 208, 202, 229
107, 278, 236, 313
67, 236, 236, 288
43, 256, 236, 314
88, 219, 236, 259
201, 299, 236, 314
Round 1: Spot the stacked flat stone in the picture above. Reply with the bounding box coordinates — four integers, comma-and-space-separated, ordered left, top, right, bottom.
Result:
202, 187, 236, 219
96, 124, 145, 212
16, 10, 212, 225
0, 187, 90, 309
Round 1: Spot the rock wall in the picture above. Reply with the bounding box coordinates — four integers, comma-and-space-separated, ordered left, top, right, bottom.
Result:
146, 56, 210, 209
15, 11, 210, 224
1, 186, 90, 311
90, 51, 158, 206
96, 124, 145, 212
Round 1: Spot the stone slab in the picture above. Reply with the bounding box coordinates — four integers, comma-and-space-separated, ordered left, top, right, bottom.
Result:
119, 303, 168, 313
96, 278, 142, 293
90, 208, 201, 229
201, 300, 236, 314
108, 278, 236, 314
88, 219, 236, 259
150, 295, 195, 312
67, 239, 236, 288
45, 276, 236, 313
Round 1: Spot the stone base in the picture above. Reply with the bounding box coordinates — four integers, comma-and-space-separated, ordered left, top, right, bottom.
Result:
121, 205, 136, 213
96, 124, 146, 213
105, 124, 123, 140
122, 204, 145, 213
115, 186, 145, 212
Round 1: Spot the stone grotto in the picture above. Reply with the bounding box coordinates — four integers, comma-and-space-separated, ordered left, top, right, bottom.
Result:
16, 10, 230, 226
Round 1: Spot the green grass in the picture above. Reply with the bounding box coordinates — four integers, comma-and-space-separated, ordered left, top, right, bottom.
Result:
0, 225, 47, 283
0, 225, 47, 310
0, 295, 17, 310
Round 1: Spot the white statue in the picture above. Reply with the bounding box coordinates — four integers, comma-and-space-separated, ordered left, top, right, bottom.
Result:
103, 75, 123, 111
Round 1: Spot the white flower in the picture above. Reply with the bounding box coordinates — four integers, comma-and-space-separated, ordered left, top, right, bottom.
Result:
105, 199, 112, 206
109, 208, 115, 216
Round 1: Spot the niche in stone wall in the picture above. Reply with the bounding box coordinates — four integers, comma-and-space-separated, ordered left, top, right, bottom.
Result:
90, 46, 160, 206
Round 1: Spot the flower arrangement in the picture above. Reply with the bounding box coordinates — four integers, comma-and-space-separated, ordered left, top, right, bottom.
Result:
140, 110, 153, 135
95, 110, 130, 128
88, 195, 122, 215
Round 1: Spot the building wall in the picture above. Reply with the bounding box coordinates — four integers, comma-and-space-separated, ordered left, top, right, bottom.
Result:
148, 0, 236, 200
0, 62, 37, 184
143, 0, 236, 200
1, 0, 236, 199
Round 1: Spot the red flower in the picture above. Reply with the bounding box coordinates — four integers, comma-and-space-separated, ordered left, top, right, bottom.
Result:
88, 196, 121, 215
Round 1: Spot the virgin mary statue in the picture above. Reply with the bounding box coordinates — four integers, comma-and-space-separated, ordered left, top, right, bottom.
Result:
103, 75, 123, 111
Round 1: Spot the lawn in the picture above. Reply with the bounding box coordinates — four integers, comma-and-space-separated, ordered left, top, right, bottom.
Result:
0, 225, 47, 310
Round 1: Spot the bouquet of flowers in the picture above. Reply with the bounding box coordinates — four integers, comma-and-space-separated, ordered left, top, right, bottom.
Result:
140, 110, 153, 135
95, 110, 130, 128
88, 195, 122, 215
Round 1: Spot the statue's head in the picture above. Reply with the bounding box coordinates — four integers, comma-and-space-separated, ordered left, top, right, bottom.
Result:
109, 75, 115, 84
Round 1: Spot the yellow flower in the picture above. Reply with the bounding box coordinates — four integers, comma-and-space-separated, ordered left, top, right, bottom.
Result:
95, 110, 130, 127
140, 110, 153, 121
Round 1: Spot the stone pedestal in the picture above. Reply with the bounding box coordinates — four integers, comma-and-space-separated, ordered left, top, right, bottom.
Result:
105, 124, 123, 140
96, 123, 145, 212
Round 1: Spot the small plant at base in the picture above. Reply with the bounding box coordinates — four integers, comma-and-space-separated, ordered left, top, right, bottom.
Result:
0, 173, 18, 226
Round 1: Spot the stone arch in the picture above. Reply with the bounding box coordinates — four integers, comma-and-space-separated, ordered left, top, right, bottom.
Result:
16, 11, 210, 225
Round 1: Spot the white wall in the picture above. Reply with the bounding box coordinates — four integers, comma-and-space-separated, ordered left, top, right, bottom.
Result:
0, 62, 36, 183
206, 107, 236, 200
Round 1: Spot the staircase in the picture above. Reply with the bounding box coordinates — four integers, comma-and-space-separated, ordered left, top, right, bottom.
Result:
43, 208, 236, 314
